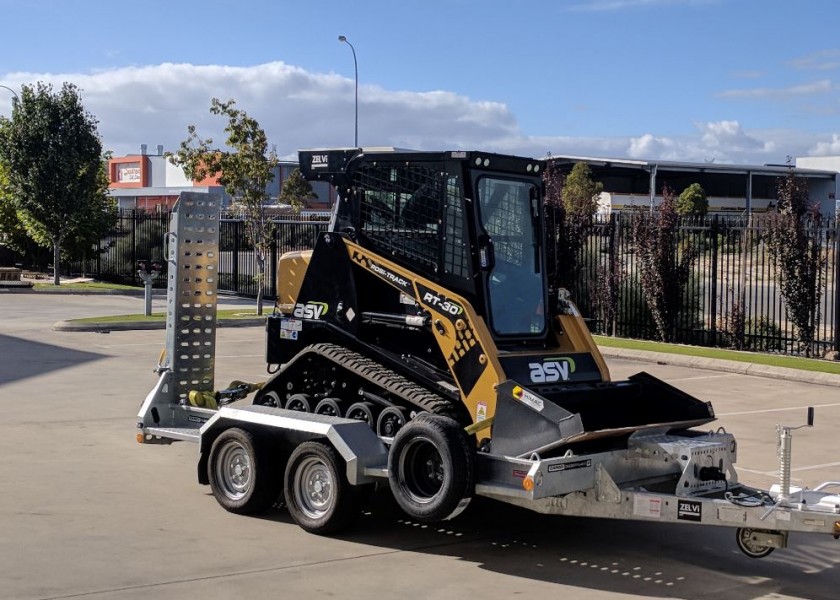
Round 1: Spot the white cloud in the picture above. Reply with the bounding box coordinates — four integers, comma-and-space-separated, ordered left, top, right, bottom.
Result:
787, 50, 840, 72
0, 62, 830, 167
716, 79, 834, 99
809, 134, 840, 156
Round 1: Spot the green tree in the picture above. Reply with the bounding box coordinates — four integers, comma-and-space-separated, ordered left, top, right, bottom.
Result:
544, 161, 602, 294
279, 168, 317, 212
0, 83, 110, 284
676, 183, 708, 217
168, 98, 278, 314
561, 162, 603, 217
766, 165, 824, 357
631, 186, 698, 342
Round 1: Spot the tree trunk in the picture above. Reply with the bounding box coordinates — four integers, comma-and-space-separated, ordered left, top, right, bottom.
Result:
53, 238, 61, 286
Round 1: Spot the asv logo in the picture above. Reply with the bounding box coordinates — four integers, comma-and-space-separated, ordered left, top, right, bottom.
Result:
293, 302, 329, 319
529, 357, 576, 383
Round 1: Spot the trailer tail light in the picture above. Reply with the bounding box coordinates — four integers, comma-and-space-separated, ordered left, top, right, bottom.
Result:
522, 476, 534, 492
136, 433, 145, 444
834, 521, 840, 539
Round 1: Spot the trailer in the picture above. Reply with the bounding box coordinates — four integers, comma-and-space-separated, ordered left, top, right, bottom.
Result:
138, 165, 840, 558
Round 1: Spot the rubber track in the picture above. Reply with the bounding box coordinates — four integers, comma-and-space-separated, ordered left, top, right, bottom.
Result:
281, 342, 455, 416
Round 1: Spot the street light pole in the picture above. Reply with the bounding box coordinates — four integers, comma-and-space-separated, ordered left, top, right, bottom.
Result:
337, 35, 358, 148
0, 84, 19, 102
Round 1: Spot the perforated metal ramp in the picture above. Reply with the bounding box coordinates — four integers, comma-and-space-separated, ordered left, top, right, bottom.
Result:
137, 192, 222, 439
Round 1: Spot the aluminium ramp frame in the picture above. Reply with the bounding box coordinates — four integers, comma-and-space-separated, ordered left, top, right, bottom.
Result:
137, 191, 222, 442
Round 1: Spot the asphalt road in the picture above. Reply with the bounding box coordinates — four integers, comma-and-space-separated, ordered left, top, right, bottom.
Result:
1, 293, 839, 600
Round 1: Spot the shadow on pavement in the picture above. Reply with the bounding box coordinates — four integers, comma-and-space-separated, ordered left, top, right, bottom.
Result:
254, 492, 839, 600
0, 333, 107, 385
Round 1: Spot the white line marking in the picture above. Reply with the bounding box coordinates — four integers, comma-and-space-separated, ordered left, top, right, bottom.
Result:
717, 402, 840, 417
667, 374, 740, 383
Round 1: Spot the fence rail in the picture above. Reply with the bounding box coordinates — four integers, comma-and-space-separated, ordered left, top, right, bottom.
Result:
67, 209, 838, 357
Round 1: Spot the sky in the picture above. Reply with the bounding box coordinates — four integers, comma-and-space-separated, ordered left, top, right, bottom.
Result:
1, 0, 839, 164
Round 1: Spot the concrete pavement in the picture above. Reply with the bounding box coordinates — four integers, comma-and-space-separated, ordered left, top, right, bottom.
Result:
1, 293, 839, 600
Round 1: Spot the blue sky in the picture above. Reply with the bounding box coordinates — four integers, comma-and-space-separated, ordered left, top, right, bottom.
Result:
1, 0, 839, 163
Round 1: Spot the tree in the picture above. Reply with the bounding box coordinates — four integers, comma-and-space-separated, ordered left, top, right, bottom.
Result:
766, 165, 824, 357
561, 162, 603, 217
631, 185, 697, 342
168, 98, 278, 314
0, 82, 110, 284
279, 168, 317, 212
675, 183, 708, 217
543, 161, 601, 294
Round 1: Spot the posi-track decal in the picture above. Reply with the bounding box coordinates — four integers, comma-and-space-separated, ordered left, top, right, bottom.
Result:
350, 250, 414, 295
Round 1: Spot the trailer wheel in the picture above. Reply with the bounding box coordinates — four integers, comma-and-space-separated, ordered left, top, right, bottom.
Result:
208, 428, 280, 515
387, 414, 474, 523
284, 441, 365, 535
735, 528, 776, 558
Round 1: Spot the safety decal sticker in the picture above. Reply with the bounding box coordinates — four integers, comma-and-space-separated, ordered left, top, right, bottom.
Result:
547, 459, 591, 473
280, 318, 302, 332
279, 329, 299, 340
476, 402, 487, 422
633, 496, 662, 519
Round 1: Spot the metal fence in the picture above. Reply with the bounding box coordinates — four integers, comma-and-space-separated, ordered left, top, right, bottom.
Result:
71, 209, 328, 295
73, 209, 838, 357
564, 214, 839, 357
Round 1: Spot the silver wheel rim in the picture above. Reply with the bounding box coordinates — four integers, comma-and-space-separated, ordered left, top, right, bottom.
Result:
294, 456, 334, 519
215, 440, 252, 501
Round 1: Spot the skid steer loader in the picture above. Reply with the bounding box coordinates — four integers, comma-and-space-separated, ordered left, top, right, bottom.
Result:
138, 149, 840, 556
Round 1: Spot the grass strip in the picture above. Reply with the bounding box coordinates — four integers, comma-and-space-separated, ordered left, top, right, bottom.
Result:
594, 335, 840, 375
68, 309, 264, 324
33, 281, 142, 291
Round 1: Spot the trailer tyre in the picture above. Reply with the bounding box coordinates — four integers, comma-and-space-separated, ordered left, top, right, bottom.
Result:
735, 528, 776, 558
388, 414, 474, 523
208, 428, 280, 515
284, 441, 365, 535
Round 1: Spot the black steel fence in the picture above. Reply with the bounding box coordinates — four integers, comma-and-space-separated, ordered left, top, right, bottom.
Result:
71, 209, 839, 357
564, 214, 839, 357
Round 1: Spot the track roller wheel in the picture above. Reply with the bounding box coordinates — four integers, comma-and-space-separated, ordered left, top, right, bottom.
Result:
377, 406, 408, 438
207, 427, 280, 515
345, 401, 376, 426
260, 391, 283, 408
286, 393, 312, 412
387, 414, 475, 523
284, 441, 367, 535
314, 397, 343, 417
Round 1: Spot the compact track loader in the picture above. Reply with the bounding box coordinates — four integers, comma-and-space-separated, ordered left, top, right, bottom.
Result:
138, 149, 840, 557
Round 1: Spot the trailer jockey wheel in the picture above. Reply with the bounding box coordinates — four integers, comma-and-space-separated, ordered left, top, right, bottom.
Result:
207, 428, 280, 515
387, 414, 475, 523
735, 528, 776, 558
284, 441, 367, 535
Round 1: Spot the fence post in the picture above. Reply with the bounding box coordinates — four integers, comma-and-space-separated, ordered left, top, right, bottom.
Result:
834, 218, 840, 352
710, 215, 719, 346
270, 230, 278, 301
131, 210, 138, 286
233, 221, 240, 294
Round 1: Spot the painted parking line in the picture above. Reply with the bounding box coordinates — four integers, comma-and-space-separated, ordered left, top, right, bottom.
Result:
717, 402, 840, 417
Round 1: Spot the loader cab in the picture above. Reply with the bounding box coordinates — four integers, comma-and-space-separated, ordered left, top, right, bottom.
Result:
299, 148, 548, 344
